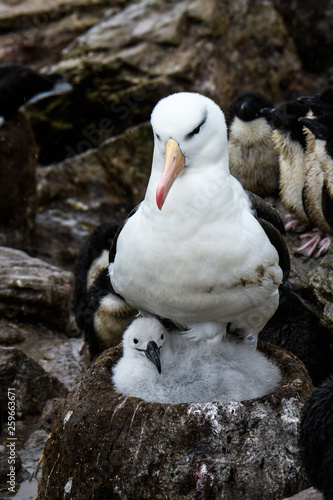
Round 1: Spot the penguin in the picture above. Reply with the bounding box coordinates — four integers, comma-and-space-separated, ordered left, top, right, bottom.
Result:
227, 90, 280, 197
299, 113, 333, 257
0, 62, 72, 125
299, 112, 333, 246
298, 85, 333, 117
260, 101, 310, 231
73, 221, 136, 358
299, 374, 333, 500
259, 283, 333, 387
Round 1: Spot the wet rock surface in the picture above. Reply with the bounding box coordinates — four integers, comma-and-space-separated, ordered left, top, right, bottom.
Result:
37, 342, 313, 500
0, 114, 38, 232
273, 0, 333, 73
0, 246, 73, 330
25, 0, 305, 165
284, 487, 324, 500
0, 347, 69, 498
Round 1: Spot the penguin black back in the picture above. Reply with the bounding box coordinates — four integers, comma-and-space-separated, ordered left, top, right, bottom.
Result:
300, 374, 333, 499
260, 284, 333, 387
73, 221, 120, 332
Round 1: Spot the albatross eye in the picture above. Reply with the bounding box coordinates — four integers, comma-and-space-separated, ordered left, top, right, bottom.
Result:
133, 338, 139, 344
161, 334, 164, 340
186, 117, 206, 139
189, 124, 201, 136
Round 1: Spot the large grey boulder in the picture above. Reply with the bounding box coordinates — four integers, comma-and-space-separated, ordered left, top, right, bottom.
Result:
36, 122, 153, 210
0, 246, 73, 330
26, 0, 302, 165
37, 341, 313, 499
307, 245, 333, 331
0, 346, 67, 428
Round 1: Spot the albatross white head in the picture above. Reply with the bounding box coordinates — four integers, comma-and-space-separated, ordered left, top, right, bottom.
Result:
150, 92, 229, 210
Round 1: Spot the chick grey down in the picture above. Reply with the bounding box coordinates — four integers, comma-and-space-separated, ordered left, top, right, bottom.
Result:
112, 317, 282, 404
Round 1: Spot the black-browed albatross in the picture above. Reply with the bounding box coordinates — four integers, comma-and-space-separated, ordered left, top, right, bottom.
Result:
112, 317, 282, 404
109, 92, 289, 344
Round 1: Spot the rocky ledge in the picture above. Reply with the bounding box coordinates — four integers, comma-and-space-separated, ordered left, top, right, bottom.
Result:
37, 341, 313, 499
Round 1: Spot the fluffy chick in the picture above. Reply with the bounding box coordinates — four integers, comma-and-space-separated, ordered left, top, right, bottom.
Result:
112, 317, 282, 404
228, 90, 279, 197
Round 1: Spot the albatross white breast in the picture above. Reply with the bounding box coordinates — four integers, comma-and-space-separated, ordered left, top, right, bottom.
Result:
110, 92, 283, 343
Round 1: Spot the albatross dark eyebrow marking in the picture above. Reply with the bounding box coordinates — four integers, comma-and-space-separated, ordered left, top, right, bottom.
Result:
186, 113, 207, 138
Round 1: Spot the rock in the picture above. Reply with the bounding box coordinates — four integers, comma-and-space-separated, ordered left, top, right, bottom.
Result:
0, 0, 116, 68
0, 113, 38, 232
284, 487, 324, 500
0, 320, 88, 497
306, 245, 333, 331
0, 246, 73, 330
0, 347, 66, 496
273, 0, 333, 73
15, 429, 50, 499
37, 341, 313, 499
0, 347, 67, 427
38, 398, 66, 432
26, 0, 302, 165
0, 320, 26, 346
0, 320, 88, 390
37, 122, 153, 210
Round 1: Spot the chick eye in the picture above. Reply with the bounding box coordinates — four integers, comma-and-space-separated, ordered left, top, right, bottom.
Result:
133, 338, 139, 344
161, 334, 164, 340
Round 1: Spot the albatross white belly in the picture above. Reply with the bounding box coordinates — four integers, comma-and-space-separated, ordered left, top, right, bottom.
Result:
111, 173, 281, 340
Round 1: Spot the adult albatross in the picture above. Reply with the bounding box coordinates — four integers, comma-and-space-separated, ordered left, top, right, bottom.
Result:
109, 92, 288, 344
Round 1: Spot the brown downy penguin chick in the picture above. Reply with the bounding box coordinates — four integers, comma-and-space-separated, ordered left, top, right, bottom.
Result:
297, 85, 333, 118
299, 112, 333, 256
74, 222, 136, 358
261, 101, 310, 232
0, 62, 72, 126
227, 90, 279, 197
300, 374, 333, 500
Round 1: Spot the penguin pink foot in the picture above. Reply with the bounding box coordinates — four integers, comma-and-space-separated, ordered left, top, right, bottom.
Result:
295, 229, 330, 258
284, 213, 309, 233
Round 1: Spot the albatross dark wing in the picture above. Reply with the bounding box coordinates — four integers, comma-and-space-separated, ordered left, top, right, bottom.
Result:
246, 190, 290, 282
109, 204, 141, 264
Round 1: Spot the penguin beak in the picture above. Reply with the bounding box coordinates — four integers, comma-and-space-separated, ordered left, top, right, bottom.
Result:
145, 341, 162, 374
260, 107, 289, 127
156, 139, 185, 210
296, 96, 313, 107
298, 117, 327, 140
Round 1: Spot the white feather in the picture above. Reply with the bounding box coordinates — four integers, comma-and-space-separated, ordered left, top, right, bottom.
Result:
112, 318, 282, 404
110, 92, 282, 342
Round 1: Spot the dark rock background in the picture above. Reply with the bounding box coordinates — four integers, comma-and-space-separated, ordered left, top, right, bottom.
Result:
0, 0, 332, 498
